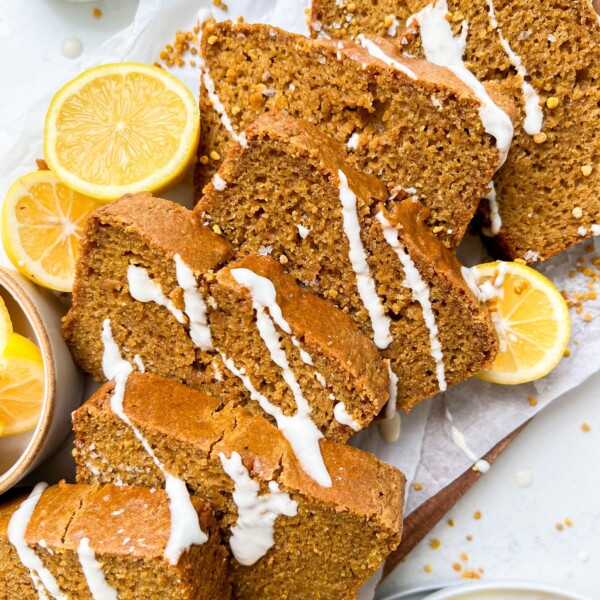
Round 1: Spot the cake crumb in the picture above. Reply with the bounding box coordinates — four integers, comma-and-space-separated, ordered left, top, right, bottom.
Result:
212, 224, 223, 235
199, 155, 209, 165
581, 165, 593, 176
565, 517, 573, 527
92, 7, 102, 18
556, 522, 564, 531
466, 535, 473, 541
572, 207, 583, 219
563, 348, 571, 357
210, 151, 221, 161
460, 552, 469, 561
447, 518, 455, 527
546, 97, 559, 109
429, 538, 441, 549
473, 510, 482, 520
452, 562, 462, 572
581, 422, 591, 432
413, 482, 423, 491
462, 570, 481, 579
424, 564, 433, 573
279, 254, 289, 265
533, 132, 548, 144
528, 396, 538, 407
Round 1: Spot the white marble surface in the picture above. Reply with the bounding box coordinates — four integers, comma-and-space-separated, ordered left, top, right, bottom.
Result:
0, 2, 599, 597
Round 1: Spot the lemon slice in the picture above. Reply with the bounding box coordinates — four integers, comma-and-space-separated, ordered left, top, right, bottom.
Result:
0, 296, 13, 354
2, 170, 104, 292
0, 339, 45, 437
3, 332, 42, 364
44, 63, 200, 201
473, 261, 571, 384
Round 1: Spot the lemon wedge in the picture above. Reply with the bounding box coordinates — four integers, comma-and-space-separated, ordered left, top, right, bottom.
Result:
44, 63, 200, 201
0, 296, 13, 355
472, 261, 571, 385
0, 333, 44, 437
2, 170, 104, 292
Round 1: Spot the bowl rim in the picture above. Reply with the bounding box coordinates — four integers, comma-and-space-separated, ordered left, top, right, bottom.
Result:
0, 268, 56, 493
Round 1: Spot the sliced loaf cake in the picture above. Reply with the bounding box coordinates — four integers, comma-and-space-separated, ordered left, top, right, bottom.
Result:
72, 372, 405, 600
0, 481, 230, 599
196, 21, 515, 248
63, 194, 389, 445
316, 0, 600, 260
197, 112, 499, 411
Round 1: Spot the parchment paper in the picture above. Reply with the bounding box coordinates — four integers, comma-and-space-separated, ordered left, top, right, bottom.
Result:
1, 0, 599, 594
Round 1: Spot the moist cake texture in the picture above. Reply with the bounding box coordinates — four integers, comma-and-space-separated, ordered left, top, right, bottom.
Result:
315, 0, 600, 261
196, 21, 515, 249
0, 481, 230, 599
72, 372, 405, 600
198, 112, 499, 410
62, 193, 389, 443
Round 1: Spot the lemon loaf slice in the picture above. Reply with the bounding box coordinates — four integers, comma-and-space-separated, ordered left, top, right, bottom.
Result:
328, 0, 600, 261
195, 21, 515, 248
197, 112, 499, 410
63, 193, 389, 444
0, 481, 230, 599
72, 372, 405, 600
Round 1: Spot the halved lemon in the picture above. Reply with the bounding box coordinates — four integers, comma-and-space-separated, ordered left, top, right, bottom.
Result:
2, 170, 104, 292
473, 261, 571, 385
0, 335, 45, 437
44, 63, 200, 201
0, 296, 12, 354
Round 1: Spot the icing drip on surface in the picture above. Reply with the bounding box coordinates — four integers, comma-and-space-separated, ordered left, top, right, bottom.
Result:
77, 538, 118, 600
346, 132, 360, 149
338, 170, 392, 349
484, 181, 502, 236
8, 482, 66, 600
127, 265, 185, 324
446, 408, 490, 473
226, 269, 332, 487
174, 254, 213, 351
379, 411, 401, 443
333, 402, 360, 431
212, 173, 227, 191
219, 451, 298, 566
407, 0, 513, 165
485, 0, 543, 135
356, 34, 418, 80
297, 224, 310, 239
377, 212, 446, 392
385, 363, 399, 420
101, 319, 207, 564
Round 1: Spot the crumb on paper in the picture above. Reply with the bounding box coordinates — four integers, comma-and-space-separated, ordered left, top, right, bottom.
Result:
92, 7, 102, 19
528, 396, 538, 407
581, 422, 591, 432
473, 510, 482, 520
447, 518, 455, 527
413, 482, 423, 491
429, 538, 441, 549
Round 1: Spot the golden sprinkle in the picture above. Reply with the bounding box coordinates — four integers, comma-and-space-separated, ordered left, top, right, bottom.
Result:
207, 35, 219, 45
581, 165, 593, 177
533, 132, 548, 144
453, 563, 462, 572
279, 255, 289, 265
210, 151, 221, 161
430, 539, 441, 549
212, 224, 223, 235
584, 313, 593, 322
572, 207, 583, 219
581, 422, 591, 432
432, 225, 445, 234
528, 396, 538, 407
556, 523, 564, 531
447, 518, 455, 527
546, 97, 559, 109
92, 7, 102, 18
384, 15, 395, 28
462, 571, 481, 580
563, 348, 571, 357
231, 105, 242, 116
473, 511, 482, 520
413, 482, 423, 491
424, 564, 433, 573
460, 552, 469, 561
565, 518, 573, 527
199, 155, 209, 165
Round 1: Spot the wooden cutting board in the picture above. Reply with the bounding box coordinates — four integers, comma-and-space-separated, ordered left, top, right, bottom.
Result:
383, 421, 529, 579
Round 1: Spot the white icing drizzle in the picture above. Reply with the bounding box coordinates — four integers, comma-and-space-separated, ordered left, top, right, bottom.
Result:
346, 132, 360, 149
446, 408, 490, 473
127, 265, 185, 324
484, 181, 502, 235
101, 319, 208, 565
297, 224, 310, 239
198, 30, 247, 148
220, 352, 331, 487
461, 266, 486, 302
592, 224, 600, 236
356, 34, 418, 80
378, 411, 401, 443
227, 269, 332, 487
333, 402, 360, 431
77, 538, 118, 600
407, 0, 513, 165
212, 173, 227, 191
219, 451, 298, 566
385, 363, 399, 419
174, 255, 213, 351
377, 211, 446, 392
485, 0, 543, 135
338, 170, 392, 349
132, 355, 145, 373
7, 482, 66, 600
387, 15, 400, 37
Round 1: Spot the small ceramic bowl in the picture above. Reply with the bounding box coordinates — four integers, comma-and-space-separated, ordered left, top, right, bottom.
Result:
0, 268, 83, 495
422, 581, 592, 600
